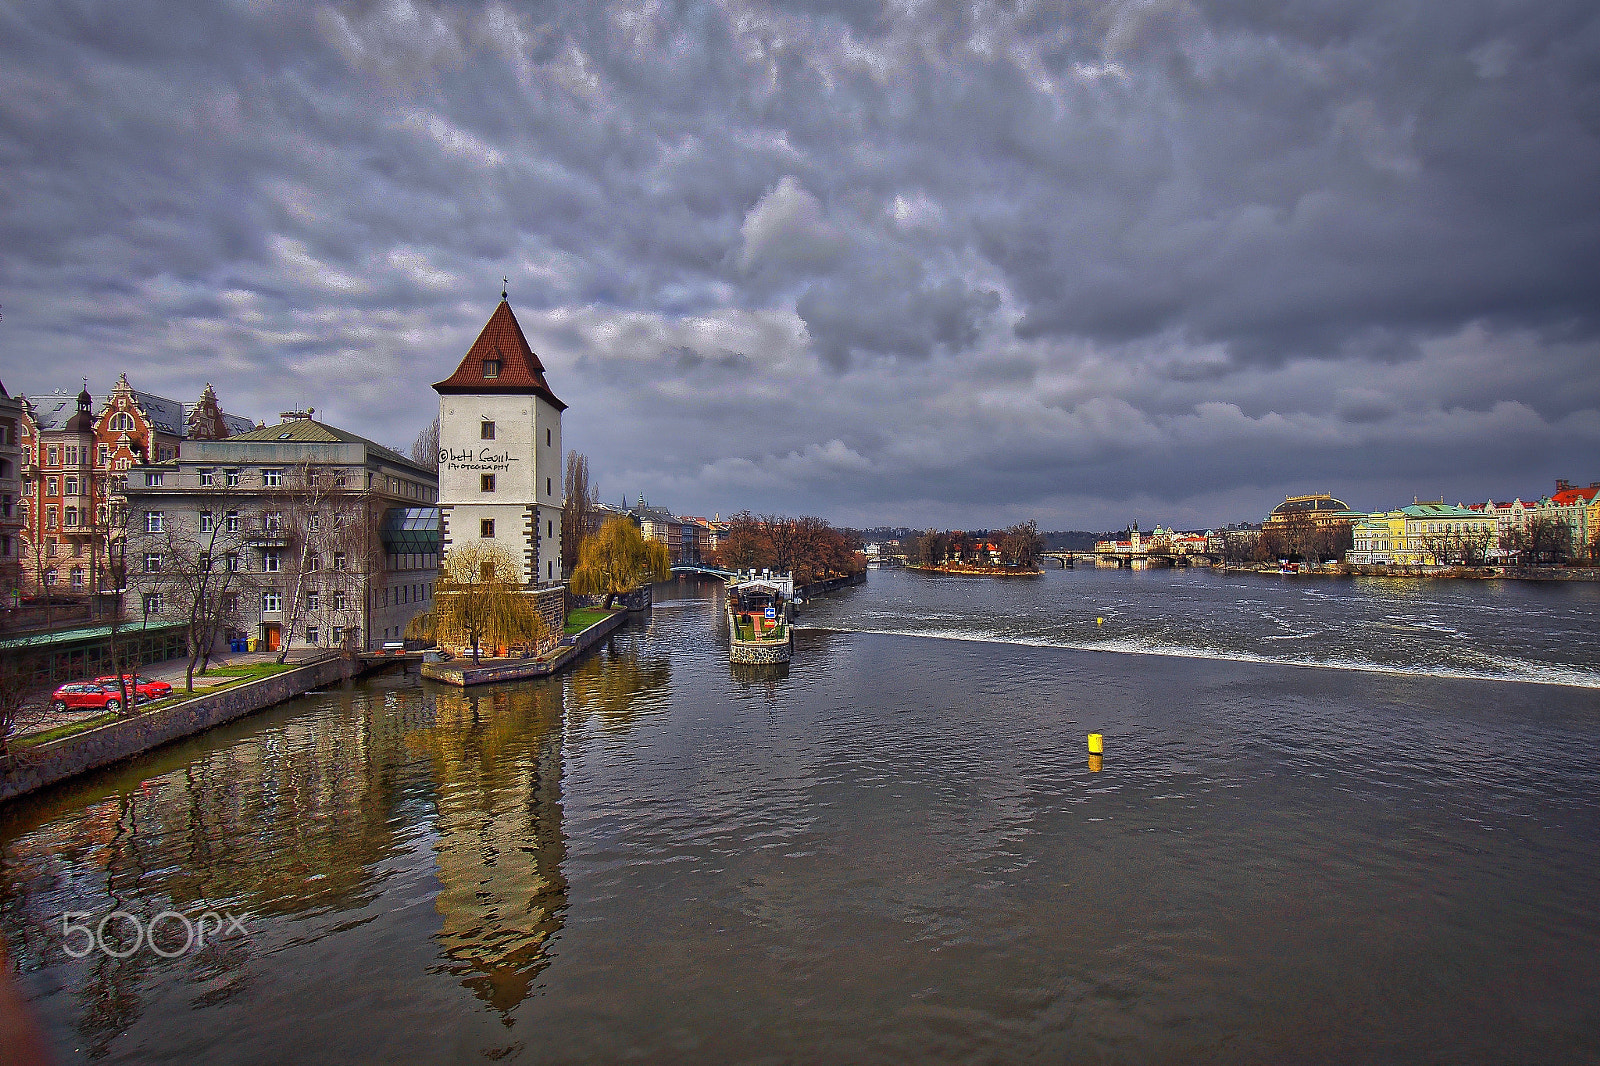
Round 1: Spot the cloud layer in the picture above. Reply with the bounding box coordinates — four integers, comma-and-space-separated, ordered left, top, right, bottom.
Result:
2, 0, 1597, 529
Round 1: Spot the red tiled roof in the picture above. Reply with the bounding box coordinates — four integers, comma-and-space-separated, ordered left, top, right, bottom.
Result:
432, 300, 567, 409
1551, 487, 1599, 506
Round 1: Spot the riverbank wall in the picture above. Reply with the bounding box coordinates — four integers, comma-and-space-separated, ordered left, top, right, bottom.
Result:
797, 572, 867, 598
1, 654, 369, 804
420, 608, 627, 686
1219, 563, 1600, 581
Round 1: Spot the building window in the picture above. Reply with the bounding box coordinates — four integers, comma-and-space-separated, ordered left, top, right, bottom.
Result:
548, 561, 553, 579
308, 513, 320, 532
306, 589, 320, 611
333, 590, 348, 611
47, 476, 58, 495
262, 468, 282, 487
64, 507, 78, 528
226, 552, 239, 572
481, 519, 495, 538
305, 554, 320, 571
481, 474, 495, 492
65, 476, 77, 495
547, 428, 551, 446
98, 445, 110, 465
199, 469, 214, 486
305, 626, 319, 645
225, 468, 240, 487
46, 446, 57, 466
146, 472, 163, 487
547, 477, 552, 497
262, 590, 281, 613
332, 626, 344, 645
264, 511, 283, 532
548, 519, 553, 538
143, 552, 161, 573
481, 421, 496, 440
110, 412, 134, 433
143, 592, 163, 615
264, 550, 281, 572
146, 511, 164, 533
483, 359, 501, 379
46, 507, 59, 530
199, 511, 214, 533
333, 551, 346, 569
70, 566, 84, 589
226, 510, 239, 532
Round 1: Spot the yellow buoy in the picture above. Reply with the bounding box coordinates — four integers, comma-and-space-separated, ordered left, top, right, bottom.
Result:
1088, 732, 1103, 754
1088, 753, 1103, 773
1096, 617, 1103, 626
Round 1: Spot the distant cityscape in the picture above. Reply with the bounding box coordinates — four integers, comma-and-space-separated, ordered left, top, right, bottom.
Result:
3, 366, 1597, 670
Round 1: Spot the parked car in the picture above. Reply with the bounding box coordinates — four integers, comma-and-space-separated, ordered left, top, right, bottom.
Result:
50, 682, 141, 714
96, 674, 174, 700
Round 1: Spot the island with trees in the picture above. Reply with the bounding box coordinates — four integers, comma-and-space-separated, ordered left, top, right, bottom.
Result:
903, 522, 1045, 576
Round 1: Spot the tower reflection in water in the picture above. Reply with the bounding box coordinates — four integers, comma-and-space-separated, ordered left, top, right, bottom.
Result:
408, 681, 568, 1016
413, 634, 669, 1016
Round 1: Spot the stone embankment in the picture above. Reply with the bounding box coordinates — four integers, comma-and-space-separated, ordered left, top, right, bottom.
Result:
1220, 563, 1600, 581
2, 654, 368, 804
796, 572, 867, 597
420, 608, 627, 686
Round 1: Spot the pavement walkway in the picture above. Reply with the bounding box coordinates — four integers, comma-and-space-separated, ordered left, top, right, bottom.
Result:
10, 650, 327, 741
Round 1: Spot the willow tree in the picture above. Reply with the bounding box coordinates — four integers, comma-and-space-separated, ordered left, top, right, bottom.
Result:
411, 543, 550, 664
570, 516, 670, 609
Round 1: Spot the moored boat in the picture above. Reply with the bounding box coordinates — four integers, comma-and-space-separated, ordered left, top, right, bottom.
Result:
727, 571, 794, 664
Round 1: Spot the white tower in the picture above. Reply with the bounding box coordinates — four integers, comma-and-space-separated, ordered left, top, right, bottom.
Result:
433, 298, 566, 585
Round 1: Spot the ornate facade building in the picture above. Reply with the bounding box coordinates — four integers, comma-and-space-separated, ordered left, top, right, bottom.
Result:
0, 382, 23, 601
14, 376, 254, 597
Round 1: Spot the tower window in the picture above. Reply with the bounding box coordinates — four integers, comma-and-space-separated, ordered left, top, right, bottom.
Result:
547, 477, 552, 497
481, 421, 496, 440
481, 474, 495, 492
481, 519, 495, 538
483, 360, 501, 379
546, 428, 551, 446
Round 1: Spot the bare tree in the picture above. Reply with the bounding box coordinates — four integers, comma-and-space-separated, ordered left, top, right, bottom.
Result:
562, 449, 598, 579
999, 520, 1044, 568
411, 416, 440, 474
140, 498, 257, 691
271, 461, 370, 664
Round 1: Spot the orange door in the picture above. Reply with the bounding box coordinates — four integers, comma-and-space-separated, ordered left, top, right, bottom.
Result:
264, 624, 281, 652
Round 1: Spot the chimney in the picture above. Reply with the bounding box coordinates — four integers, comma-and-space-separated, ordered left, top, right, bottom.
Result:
1555, 479, 1572, 491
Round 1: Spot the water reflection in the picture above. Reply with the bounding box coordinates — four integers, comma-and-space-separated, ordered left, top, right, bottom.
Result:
565, 637, 671, 735
0, 691, 413, 1056
408, 682, 568, 1016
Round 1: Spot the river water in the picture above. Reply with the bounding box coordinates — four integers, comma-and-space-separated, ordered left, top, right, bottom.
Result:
1, 569, 1597, 1063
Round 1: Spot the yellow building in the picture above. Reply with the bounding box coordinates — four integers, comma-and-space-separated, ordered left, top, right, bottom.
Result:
1348, 502, 1496, 566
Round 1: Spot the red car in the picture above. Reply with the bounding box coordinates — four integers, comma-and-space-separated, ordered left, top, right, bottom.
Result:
50, 682, 140, 714
96, 674, 174, 700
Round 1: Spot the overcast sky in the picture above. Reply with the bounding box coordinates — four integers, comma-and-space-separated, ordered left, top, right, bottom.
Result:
2, 0, 1597, 530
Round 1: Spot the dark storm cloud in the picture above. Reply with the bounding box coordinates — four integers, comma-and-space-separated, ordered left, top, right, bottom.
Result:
1, 0, 1596, 530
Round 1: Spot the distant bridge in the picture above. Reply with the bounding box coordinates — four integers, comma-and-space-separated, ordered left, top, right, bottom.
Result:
670, 563, 735, 579
1088, 550, 1220, 569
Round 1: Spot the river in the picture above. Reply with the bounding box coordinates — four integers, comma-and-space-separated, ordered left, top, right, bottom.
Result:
1, 569, 1597, 1063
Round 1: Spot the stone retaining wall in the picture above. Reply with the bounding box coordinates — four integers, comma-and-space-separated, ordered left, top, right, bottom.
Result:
1, 655, 365, 804
730, 633, 792, 664
796, 572, 866, 598
421, 608, 626, 686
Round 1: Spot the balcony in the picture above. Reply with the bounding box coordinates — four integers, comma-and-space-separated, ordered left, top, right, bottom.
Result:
245, 527, 291, 547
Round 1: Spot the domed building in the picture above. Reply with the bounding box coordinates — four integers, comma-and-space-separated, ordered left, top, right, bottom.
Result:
1265, 493, 1364, 528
